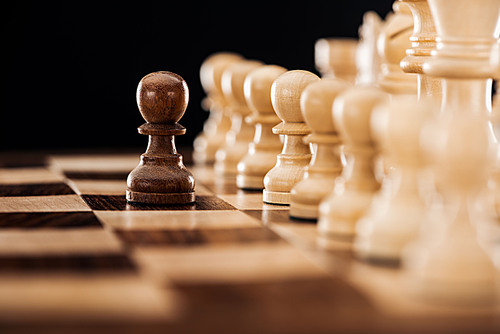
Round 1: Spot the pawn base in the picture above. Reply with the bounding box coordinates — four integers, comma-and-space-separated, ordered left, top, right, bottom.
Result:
236, 174, 264, 190
289, 201, 319, 221
126, 190, 195, 205
263, 190, 290, 205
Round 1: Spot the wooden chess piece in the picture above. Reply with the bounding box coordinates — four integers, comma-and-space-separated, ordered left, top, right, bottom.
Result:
289, 78, 351, 220
355, 11, 383, 85
263, 70, 319, 205
126, 71, 195, 205
354, 96, 432, 262
403, 0, 500, 305
399, 0, 441, 101
236, 65, 287, 189
314, 38, 358, 83
404, 109, 498, 305
377, 2, 417, 96
214, 60, 263, 177
318, 86, 387, 238
193, 52, 243, 164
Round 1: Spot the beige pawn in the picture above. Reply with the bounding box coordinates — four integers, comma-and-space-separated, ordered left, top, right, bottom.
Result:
289, 79, 351, 220
354, 96, 432, 263
193, 52, 243, 164
314, 38, 358, 83
236, 65, 287, 189
214, 60, 263, 176
404, 111, 498, 305
318, 86, 387, 238
263, 70, 320, 205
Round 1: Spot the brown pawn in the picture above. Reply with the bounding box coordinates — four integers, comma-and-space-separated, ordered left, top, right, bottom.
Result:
126, 71, 195, 205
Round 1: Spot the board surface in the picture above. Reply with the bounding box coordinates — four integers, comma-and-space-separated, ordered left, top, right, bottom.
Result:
0, 149, 498, 333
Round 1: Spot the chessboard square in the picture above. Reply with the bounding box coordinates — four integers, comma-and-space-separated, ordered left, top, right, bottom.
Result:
82, 195, 236, 211
68, 179, 127, 195
0, 195, 91, 213
115, 227, 281, 247
0, 167, 64, 184
134, 242, 328, 284
0, 183, 75, 197
0, 229, 124, 256
218, 193, 290, 210
49, 154, 139, 173
0, 212, 102, 229
95, 210, 260, 230
0, 253, 136, 273
0, 275, 180, 323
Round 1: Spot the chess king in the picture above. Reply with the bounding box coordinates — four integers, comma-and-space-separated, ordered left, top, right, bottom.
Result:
126, 71, 195, 205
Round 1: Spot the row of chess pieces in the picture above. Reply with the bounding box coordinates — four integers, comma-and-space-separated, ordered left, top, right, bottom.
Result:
189, 0, 500, 307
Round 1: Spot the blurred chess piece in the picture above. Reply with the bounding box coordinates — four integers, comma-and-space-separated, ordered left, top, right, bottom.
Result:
403, 0, 500, 305
354, 96, 432, 262
290, 78, 351, 220
215, 60, 263, 177
237, 65, 287, 189
318, 86, 387, 238
399, 0, 441, 101
315, 38, 358, 83
263, 70, 319, 205
404, 109, 498, 305
193, 52, 243, 164
377, 1, 417, 96
355, 11, 383, 86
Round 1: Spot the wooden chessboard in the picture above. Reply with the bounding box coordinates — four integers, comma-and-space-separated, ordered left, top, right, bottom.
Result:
0, 149, 498, 333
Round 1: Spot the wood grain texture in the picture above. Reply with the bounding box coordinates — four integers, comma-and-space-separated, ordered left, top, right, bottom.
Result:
0, 183, 75, 197
82, 195, 236, 211
127, 71, 195, 205
0, 212, 102, 229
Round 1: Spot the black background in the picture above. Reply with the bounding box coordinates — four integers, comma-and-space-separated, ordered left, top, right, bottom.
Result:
1, 1, 394, 151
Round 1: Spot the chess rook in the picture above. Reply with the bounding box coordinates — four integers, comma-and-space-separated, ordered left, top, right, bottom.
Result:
126, 71, 195, 205
237, 65, 287, 189
289, 78, 351, 220
263, 70, 319, 205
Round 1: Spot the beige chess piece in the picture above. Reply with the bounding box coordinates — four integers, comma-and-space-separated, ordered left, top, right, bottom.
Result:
236, 65, 287, 189
403, 0, 500, 305
263, 70, 319, 205
314, 38, 358, 83
289, 78, 351, 220
214, 60, 263, 177
355, 11, 383, 85
377, 2, 417, 96
354, 97, 432, 262
318, 86, 387, 238
399, 0, 441, 101
193, 52, 242, 164
405, 109, 498, 305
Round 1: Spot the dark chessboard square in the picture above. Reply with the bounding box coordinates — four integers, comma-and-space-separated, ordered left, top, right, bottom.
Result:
0, 212, 102, 229
0, 254, 136, 273
115, 227, 282, 246
0, 183, 75, 197
81, 195, 237, 211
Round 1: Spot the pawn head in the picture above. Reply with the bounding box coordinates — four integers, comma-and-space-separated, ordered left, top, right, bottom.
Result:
271, 70, 320, 123
136, 71, 189, 124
